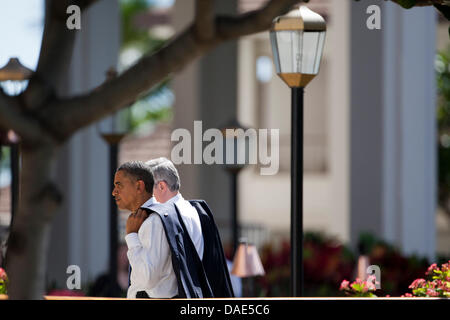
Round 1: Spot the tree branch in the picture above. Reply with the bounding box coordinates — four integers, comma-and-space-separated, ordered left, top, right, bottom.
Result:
23, 0, 100, 111
39, 26, 208, 139
0, 90, 53, 145
216, 0, 300, 40
195, 0, 215, 41
38, 0, 304, 140
434, 3, 450, 19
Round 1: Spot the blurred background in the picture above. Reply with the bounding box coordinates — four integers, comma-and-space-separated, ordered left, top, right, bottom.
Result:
0, 0, 448, 297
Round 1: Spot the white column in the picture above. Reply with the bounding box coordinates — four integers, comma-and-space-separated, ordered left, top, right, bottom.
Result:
172, 0, 201, 200
349, 1, 436, 262
328, 0, 350, 243
349, 0, 384, 248
382, 3, 436, 261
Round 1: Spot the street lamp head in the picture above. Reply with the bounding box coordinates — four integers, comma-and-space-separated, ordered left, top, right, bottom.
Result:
0, 57, 32, 81
98, 110, 130, 145
270, 6, 326, 88
98, 67, 131, 144
0, 57, 33, 96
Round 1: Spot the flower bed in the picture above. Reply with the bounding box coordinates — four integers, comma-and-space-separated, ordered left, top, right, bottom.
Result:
402, 261, 450, 297
0, 268, 7, 295
228, 231, 448, 297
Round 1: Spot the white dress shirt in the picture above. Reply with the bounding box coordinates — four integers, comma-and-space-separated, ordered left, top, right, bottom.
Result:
125, 194, 204, 298
166, 193, 204, 260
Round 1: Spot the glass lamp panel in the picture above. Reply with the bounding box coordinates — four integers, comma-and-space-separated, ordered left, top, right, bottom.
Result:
275, 30, 300, 74
302, 31, 326, 74
270, 30, 326, 75
270, 31, 281, 74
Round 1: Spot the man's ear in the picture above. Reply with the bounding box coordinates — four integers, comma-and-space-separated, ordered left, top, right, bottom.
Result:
137, 180, 146, 193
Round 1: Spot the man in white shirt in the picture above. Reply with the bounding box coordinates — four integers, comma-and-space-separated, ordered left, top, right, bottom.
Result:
116, 158, 205, 298
112, 161, 175, 298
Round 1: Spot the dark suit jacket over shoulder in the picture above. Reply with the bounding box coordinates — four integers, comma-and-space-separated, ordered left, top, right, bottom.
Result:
141, 200, 234, 298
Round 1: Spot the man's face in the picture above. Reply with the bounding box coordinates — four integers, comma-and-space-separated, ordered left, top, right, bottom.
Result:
153, 180, 170, 203
152, 180, 164, 203
112, 170, 139, 211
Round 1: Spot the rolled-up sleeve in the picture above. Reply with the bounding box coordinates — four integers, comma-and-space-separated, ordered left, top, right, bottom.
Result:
125, 232, 141, 249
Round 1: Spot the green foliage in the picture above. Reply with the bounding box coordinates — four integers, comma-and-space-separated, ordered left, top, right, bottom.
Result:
437, 50, 450, 127
340, 277, 378, 297
436, 48, 450, 216
0, 268, 8, 295
396, 0, 417, 9
121, 0, 148, 46
119, 0, 173, 133
0, 281, 6, 295
120, 0, 165, 52
0, 147, 9, 167
357, 231, 397, 255
127, 79, 173, 132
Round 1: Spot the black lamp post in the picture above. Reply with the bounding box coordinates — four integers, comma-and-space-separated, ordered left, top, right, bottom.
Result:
0, 58, 32, 237
270, 6, 326, 297
98, 69, 130, 294
221, 120, 250, 255
101, 131, 126, 285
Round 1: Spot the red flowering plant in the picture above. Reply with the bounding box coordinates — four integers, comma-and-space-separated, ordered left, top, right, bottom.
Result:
254, 240, 291, 297
302, 232, 355, 296
0, 268, 8, 294
251, 232, 355, 297
46, 289, 85, 297
402, 261, 450, 298
339, 275, 379, 297
357, 232, 430, 296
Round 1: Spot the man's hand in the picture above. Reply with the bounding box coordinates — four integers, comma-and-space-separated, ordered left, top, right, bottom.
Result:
126, 209, 149, 234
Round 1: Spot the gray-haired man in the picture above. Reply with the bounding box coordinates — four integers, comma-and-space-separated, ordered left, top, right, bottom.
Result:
148, 158, 204, 260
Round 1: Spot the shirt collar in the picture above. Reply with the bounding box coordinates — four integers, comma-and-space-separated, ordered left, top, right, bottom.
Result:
142, 196, 157, 208
166, 193, 183, 205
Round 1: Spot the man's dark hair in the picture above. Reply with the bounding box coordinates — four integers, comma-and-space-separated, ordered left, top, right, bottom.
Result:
117, 161, 154, 193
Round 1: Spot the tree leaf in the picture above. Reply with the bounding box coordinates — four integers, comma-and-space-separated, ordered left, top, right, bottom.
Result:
396, 0, 417, 9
